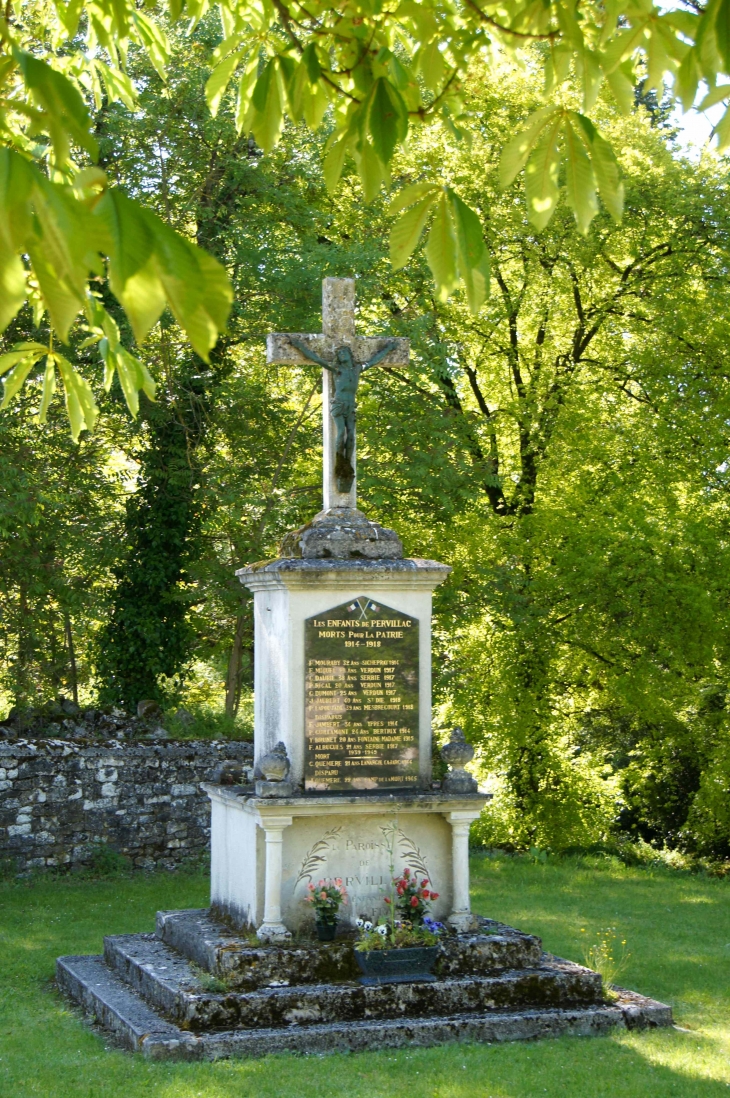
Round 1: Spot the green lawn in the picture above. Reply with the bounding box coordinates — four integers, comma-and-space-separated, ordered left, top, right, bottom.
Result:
0, 855, 728, 1098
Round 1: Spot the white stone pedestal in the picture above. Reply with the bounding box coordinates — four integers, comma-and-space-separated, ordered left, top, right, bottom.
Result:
205, 785, 486, 936
238, 557, 450, 789
208, 477, 485, 940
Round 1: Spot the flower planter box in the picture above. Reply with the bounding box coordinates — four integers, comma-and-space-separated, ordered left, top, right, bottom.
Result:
354, 945, 439, 986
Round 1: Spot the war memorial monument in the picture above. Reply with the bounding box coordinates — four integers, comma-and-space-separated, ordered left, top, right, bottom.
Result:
57, 279, 671, 1058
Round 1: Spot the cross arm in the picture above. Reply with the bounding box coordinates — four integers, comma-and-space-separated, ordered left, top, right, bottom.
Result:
361, 338, 400, 371
267, 333, 329, 366
287, 337, 335, 371
355, 337, 410, 369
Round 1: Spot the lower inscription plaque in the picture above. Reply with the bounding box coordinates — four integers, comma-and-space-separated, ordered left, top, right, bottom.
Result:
304, 596, 419, 792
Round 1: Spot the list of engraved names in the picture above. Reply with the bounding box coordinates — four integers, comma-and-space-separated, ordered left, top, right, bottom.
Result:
304, 596, 419, 792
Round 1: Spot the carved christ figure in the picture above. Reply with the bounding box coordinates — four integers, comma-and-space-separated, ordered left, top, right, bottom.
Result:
287, 336, 398, 493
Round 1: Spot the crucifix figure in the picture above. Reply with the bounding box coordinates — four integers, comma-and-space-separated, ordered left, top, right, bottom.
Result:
267, 278, 410, 509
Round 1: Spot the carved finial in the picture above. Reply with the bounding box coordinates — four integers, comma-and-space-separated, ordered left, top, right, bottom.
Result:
255, 741, 293, 797
440, 728, 478, 794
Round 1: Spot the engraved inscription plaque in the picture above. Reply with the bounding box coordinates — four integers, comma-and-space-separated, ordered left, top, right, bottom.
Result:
304, 596, 419, 792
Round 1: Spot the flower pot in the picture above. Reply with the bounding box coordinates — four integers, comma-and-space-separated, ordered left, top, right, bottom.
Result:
354, 945, 439, 985
315, 921, 338, 941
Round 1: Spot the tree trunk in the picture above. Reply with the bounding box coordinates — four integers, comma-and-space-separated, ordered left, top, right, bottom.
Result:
64, 609, 79, 706
225, 612, 246, 718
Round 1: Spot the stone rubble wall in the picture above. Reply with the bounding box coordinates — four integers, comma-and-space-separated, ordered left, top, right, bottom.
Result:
0, 738, 253, 874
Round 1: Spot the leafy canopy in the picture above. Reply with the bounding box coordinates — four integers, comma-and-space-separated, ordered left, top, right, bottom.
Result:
2, 0, 730, 426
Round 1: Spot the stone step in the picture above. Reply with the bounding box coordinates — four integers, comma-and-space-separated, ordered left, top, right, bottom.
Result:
56, 952, 673, 1062
155, 908, 543, 989
156, 909, 360, 987
56, 955, 197, 1059
103, 932, 604, 1032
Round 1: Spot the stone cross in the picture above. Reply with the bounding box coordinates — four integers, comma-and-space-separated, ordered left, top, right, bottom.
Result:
267, 278, 410, 510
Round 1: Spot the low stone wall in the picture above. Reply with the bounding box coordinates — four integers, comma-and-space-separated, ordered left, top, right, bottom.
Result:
0, 739, 253, 874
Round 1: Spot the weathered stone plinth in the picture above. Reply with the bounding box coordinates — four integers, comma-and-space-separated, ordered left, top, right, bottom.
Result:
57, 908, 672, 1060
205, 786, 486, 936
280, 507, 403, 560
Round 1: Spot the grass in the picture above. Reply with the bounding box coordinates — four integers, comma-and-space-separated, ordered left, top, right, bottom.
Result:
0, 855, 728, 1098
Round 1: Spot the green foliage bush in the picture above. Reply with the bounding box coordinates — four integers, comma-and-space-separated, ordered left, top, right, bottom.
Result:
162, 705, 252, 742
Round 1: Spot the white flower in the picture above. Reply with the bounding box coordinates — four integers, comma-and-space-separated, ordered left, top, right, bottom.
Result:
356, 918, 364, 929
376, 924, 388, 937
363, 920, 373, 931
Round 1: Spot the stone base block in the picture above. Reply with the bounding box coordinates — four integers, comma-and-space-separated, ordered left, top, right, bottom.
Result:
56, 950, 673, 1062
56, 906, 673, 1062
255, 780, 293, 798
157, 909, 542, 989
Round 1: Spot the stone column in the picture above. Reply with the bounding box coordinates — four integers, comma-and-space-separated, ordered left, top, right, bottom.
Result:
257, 815, 293, 941
445, 810, 482, 933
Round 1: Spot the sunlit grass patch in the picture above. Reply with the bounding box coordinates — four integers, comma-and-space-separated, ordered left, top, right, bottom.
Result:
0, 856, 727, 1097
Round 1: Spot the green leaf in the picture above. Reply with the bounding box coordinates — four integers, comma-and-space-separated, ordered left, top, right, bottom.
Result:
302, 42, 321, 84
37, 357, 56, 424
53, 0, 85, 37
56, 355, 98, 441
353, 140, 387, 203
368, 78, 408, 165
563, 120, 598, 235
417, 40, 446, 93
389, 181, 440, 216
447, 189, 490, 312
96, 188, 232, 359
14, 50, 98, 164
0, 150, 34, 250
580, 48, 603, 111
663, 10, 700, 37
0, 346, 46, 378
713, 102, 730, 149
646, 25, 672, 92
499, 107, 559, 189
424, 193, 458, 301
111, 345, 156, 417
601, 24, 648, 74
132, 12, 170, 81
0, 245, 27, 333
95, 188, 163, 343
525, 122, 561, 231
302, 81, 329, 130
206, 51, 243, 116
28, 175, 103, 340
210, 31, 246, 66
235, 55, 260, 133
575, 114, 624, 222
1, 354, 44, 409
699, 83, 730, 109
95, 60, 137, 111
250, 59, 284, 153
716, 0, 730, 71
605, 61, 635, 116
390, 192, 439, 268
323, 134, 351, 195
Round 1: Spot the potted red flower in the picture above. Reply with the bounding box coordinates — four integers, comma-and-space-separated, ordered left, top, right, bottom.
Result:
385, 867, 439, 925
354, 868, 443, 984
305, 878, 348, 940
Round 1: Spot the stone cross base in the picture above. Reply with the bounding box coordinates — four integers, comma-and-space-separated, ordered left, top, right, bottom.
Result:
204, 785, 486, 939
